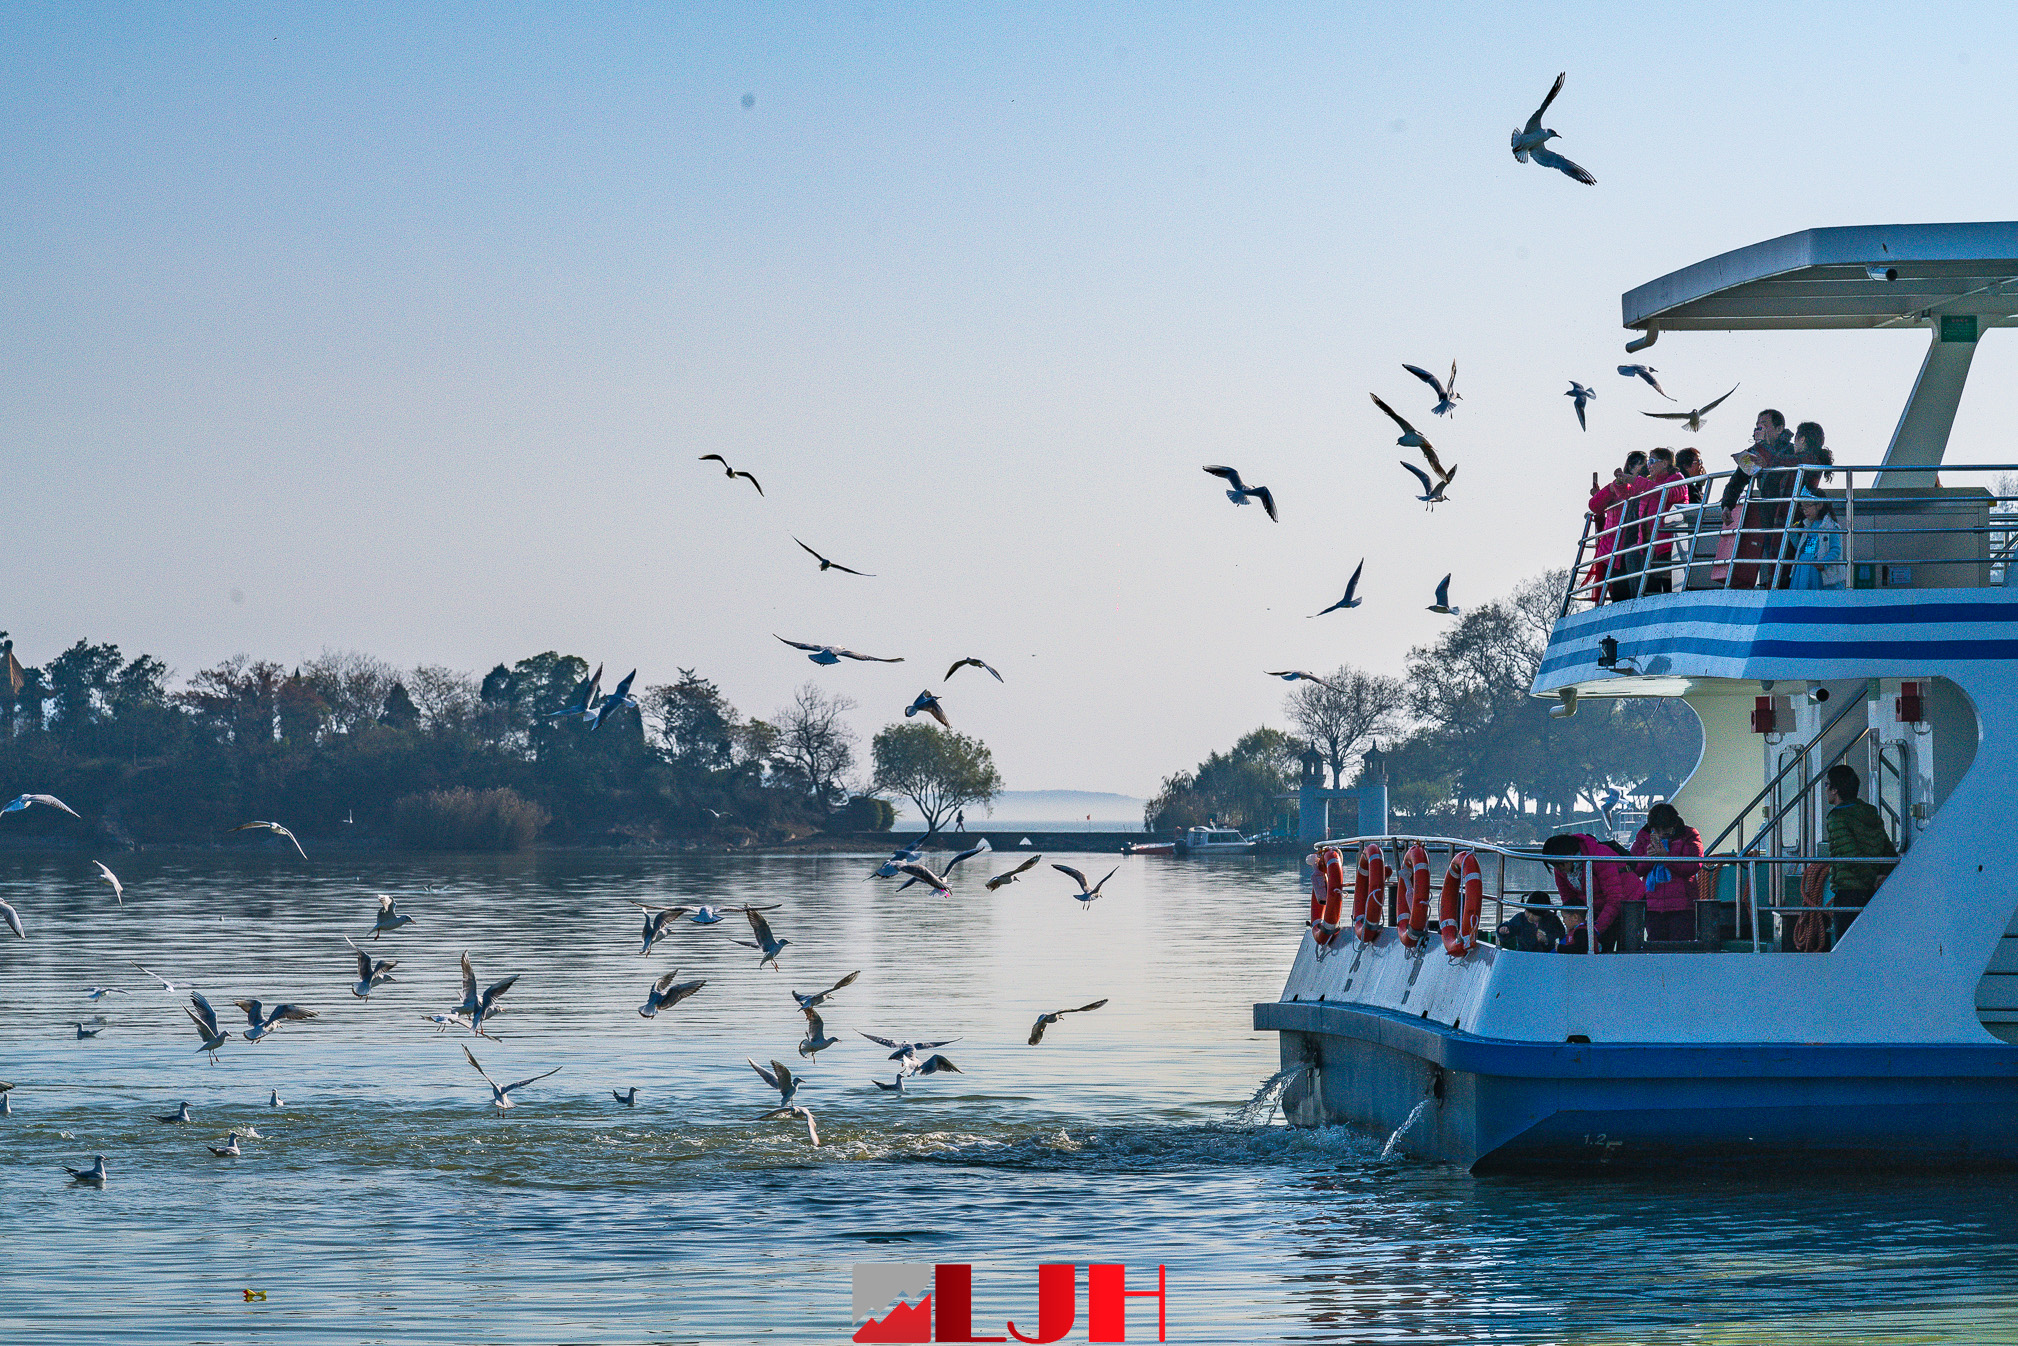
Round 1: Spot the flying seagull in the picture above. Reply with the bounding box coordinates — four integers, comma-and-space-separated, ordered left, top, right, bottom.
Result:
898, 839, 991, 893
893, 861, 954, 898
1312, 559, 1366, 616
1399, 460, 1452, 508
64, 1156, 108, 1186
92, 861, 123, 906
1201, 465, 1278, 521
731, 906, 790, 969
84, 986, 127, 1000
1052, 863, 1118, 908
592, 670, 639, 731
748, 1058, 801, 1107
1510, 72, 1596, 184
757, 1105, 820, 1147
232, 820, 307, 860
775, 636, 904, 666
461, 1043, 560, 1111
698, 453, 763, 496
792, 970, 861, 1011
634, 902, 698, 955
689, 903, 775, 925
868, 833, 936, 879
614, 1087, 638, 1107
344, 937, 399, 998
368, 894, 415, 939
984, 855, 1043, 891
904, 690, 949, 728
861, 1032, 961, 1069
871, 1053, 962, 1093
186, 992, 230, 1062
798, 1007, 840, 1058
944, 658, 1003, 683
1427, 574, 1462, 616
794, 538, 873, 577
1402, 361, 1460, 416
1266, 671, 1333, 687
131, 961, 182, 992
1565, 381, 1597, 430
235, 999, 319, 1042
1029, 999, 1109, 1045
0, 897, 21, 940
458, 951, 519, 1036
1641, 383, 1740, 434
638, 969, 706, 1018
1372, 395, 1457, 487
546, 664, 602, 722
1618, 364, 1674, 399
4, 793, 81, 819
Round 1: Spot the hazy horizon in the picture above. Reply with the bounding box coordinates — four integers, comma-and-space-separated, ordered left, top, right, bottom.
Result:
9, 4, 2018, 798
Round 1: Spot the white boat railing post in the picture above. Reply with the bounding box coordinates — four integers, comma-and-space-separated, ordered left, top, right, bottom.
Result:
1585, 856, 1596, 954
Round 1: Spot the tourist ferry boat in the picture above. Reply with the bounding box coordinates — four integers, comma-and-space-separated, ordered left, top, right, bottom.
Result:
1176, 826, 1256, 855
1256, 221, 2018, 1169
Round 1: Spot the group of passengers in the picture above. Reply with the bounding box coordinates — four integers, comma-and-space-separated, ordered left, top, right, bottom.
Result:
1496, 766, 1897, 953
1586, 408, 1843, 603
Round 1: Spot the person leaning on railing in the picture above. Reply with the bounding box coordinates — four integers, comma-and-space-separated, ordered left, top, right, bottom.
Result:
1824, 764, 1897, 939
1537, 831, 1642, 952
1586, 452, 1647, 605
1631, 802, 1706, 941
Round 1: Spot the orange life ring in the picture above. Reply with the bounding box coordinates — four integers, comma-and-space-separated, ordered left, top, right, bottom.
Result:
1310, 848, 1347, 946
1439, 850, 1484, 957
1352, 843, 1387, 943
1397, 843, 1431, 949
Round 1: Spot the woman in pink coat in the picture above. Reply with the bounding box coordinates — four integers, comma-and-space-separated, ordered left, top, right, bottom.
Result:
1631, 802, 1705, 942
1585, 451, 1647, 603
1627, 448, 1693, 595
1540, 832, 1639, 952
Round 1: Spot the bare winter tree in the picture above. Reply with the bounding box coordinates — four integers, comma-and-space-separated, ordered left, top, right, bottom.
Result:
774, 683, 858, 806
1284, 665, 1409, 788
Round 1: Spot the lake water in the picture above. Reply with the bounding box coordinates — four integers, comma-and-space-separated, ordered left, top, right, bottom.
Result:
4, 849, 2018, 1344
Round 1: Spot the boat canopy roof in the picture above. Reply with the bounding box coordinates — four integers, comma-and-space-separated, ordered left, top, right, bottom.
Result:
1623, 222, 2018, 335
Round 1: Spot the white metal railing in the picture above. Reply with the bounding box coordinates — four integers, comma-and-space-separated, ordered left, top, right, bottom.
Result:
1560, 461, 2018, 615
1315, 833, 1897, 956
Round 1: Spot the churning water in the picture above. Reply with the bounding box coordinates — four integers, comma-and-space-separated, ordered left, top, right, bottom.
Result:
5, 849, 2018, 1343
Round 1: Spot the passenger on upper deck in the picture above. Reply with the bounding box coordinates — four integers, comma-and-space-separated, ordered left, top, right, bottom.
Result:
1538, 832, 1641, 952
1631, 802, 1705, 942
1627, 448, 1692, 596
1725, 410, 1798, 590
1675, 447, 1706, 504
1786, 487, 1847, 590
1824, 765, 1898, 939
1586, 452, 1647, 604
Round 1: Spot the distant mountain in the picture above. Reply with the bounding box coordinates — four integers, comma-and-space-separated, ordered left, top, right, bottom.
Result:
889, 789, 1146, 824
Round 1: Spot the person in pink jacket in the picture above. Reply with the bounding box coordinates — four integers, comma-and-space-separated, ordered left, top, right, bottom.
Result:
1585, 451, 1647, 603
1631, 802, 1705, 941
1539, 832, 1641, 952
1630, 448, 1693, 595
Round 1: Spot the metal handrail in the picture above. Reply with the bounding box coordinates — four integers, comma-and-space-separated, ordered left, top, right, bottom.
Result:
1735, 724, 1873, 860
1700, 693, 1866, 855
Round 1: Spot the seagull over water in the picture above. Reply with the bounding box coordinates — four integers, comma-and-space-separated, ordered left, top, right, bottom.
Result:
698, 453, 763, 496
732, 906, 791, 970
1029, 999, 1109, 1045
64, 1155, 108, 1186
1618, 364, 1674, 399
155, 1100, 193, 1124
461, 1043, 561, 1111
1566, 381, 1597, 430
269, 1089, 284, 1108
904, 690, 950, 728
206, 1134, 241, 1158
1510, 71, 1596, 184
368, 895, 415, 939
690, 903, 774, 926
894, 862, 954, 898
186, 992, 230, 1063
458, 952, 520, 1036
984, 855, 1043, 891
798, 1007, 840, 1058
344, 938, 398, 998
634, 902, 697, 954
131, 961, 182, 992
748, 1058, 801, 1107
868, 834, 936, 879
792, 970, 860, 1011
74, 1016, 106, 1039
775, 636, 904, 666
1, 897, 21, 940
92, 861, 123, 906
236, 999, 319, 1042
613, 1087, 638, 1107
944, 658, 1003, 683
232, 820, 307, 860
638, 969, 706, 1018
1202, 466, 1278, 521
897, 840, 991, 893
1402, 360, 1460, 416
758, 1105, 821, 1147
3, 793, 81, 819
1427, 574, 1462, 616
794, 538, 873, 576
85, 986, 127, 1000
1312, 559, 1365, 617
871, 1053, 962, 1093
1052, 864, 1118, 909
1642, 383, 1740, 434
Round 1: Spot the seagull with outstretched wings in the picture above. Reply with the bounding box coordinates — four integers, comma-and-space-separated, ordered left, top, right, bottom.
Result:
1399, 460, 1452, 508
1312, 559, 1365, 616
794, 538, 872, 576
1201, 466, 1278, 521
1029, 999, 1109, 1045
1566, 381, 1597, 430
1510, 72, 1596, 184
1641, 384, 1740, 434
1402, 360, 1460, 416
775, 636, 903, 666
944, 658, 1002, 683
698, 454, 763, 495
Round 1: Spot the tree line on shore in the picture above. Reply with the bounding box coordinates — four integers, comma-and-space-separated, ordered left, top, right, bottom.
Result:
0, 632, 1004, 849
1144, 569, 1698, 840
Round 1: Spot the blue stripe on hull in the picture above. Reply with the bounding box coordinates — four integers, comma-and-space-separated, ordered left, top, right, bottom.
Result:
1257, 1001, 2018, 1171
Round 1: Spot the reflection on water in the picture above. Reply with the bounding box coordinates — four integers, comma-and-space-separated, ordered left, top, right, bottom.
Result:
3, 849, 2017, 1343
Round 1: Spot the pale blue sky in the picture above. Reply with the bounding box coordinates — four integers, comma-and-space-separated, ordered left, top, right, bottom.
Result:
6, 3, 2018, 794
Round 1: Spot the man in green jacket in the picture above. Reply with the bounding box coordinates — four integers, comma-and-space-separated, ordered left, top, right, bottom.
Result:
1824, 765, 1897, 940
